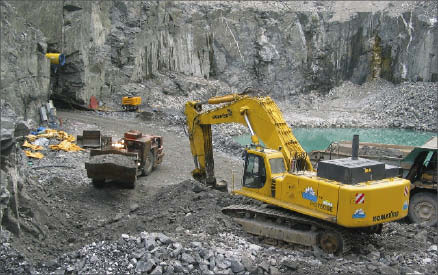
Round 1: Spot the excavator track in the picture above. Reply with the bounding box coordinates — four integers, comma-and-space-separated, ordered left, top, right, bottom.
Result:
222, 204, 359, 255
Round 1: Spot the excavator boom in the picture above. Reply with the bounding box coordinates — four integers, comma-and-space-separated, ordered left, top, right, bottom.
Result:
185, 93, 312, 184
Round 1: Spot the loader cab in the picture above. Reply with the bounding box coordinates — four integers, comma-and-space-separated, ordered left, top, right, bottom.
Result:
242, 149, 286, 190
406, 149, 437, 182
125, 139, 144, 155
402, 137, 437, 226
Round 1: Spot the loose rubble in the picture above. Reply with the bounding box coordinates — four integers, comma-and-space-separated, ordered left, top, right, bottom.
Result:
282, 80, 437, 132
1, 179, 437, 274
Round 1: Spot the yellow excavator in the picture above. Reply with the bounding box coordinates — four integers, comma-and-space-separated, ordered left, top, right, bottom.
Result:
184, 88, 411, 254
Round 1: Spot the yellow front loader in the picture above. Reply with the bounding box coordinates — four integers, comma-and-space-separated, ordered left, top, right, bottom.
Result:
122, 96, 141, 111
184, 88, 410, 254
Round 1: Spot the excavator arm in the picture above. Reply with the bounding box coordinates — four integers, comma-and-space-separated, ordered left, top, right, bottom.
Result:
184, 92, 313, 185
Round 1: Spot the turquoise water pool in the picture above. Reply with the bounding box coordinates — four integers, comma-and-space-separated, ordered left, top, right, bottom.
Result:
233, 128, 436, 152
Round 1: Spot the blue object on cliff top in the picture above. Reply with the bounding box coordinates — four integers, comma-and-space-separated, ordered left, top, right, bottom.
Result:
31, 126, 46, 135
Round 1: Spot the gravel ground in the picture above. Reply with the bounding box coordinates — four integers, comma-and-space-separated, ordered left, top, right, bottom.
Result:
1, 78, 437, 274
1, 177, 437, 274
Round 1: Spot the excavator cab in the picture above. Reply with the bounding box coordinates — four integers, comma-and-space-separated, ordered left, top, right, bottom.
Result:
243, 152, 267, 189
243, 149, 288, 189
241, 148, 288, 199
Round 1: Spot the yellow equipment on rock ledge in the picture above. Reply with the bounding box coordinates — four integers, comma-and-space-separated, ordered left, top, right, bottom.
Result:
184, 88, 411, 254
122, 96, 141, 111
45, 53, 65, 66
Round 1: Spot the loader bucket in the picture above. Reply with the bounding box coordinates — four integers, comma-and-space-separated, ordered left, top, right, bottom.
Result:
77, 130, 102, 148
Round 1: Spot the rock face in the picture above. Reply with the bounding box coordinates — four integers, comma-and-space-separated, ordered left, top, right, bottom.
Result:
7, 1, 437, 108
0, 171, 10, 225
0, 1, 51, 122
0, 101, 34, 238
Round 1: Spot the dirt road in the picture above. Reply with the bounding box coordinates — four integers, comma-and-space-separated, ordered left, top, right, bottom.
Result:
9, 110, 243, 263
58, 110, 243, 192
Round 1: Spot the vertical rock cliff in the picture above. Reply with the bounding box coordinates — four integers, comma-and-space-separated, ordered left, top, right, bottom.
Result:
3, 1, 438, 108
1, 1, 51, 121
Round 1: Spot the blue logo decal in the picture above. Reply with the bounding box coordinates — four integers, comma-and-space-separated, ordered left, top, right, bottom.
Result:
403, 201, 408, 210
302, 187, 317, 202
353, 209, 366, 219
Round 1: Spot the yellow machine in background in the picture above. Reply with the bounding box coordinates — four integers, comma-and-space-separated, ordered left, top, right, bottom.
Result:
122, 96, 141, 111
45, 53, 65, 66
184, 88, 410, 254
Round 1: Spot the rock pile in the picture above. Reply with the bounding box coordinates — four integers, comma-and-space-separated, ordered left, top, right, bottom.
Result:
1, 176, 437, 274
283, 80, 437, 132
365, 81, 437, 131
2, 217, 437, 274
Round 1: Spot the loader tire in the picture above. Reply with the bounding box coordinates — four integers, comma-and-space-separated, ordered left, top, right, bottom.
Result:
92, 179, 105, 188
408, 192, 437, 226
124, 179, 135, 189
142, 151, 155, 176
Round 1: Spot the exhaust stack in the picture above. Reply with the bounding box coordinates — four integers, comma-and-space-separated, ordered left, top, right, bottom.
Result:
352, 134, 359, 160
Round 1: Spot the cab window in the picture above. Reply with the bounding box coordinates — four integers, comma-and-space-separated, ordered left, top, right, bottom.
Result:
269, 158, 286, 174
243, 154, 266, 188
